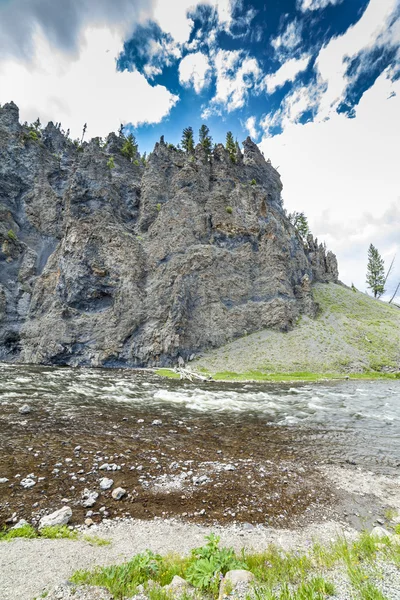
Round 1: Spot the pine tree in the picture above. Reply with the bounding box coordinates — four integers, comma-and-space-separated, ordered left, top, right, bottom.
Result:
181, 127, 194, 153
366, 244, 385, 298
199, 124, 212, 155
288, 211, 310, 239
121, 133, 138, 161
225, 131, 236, 162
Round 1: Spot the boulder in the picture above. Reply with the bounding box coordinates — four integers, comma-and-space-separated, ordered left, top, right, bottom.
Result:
99, 477, 114, 490
164, 575, 195, 597
371, 526, 391, 539
39, 506, 72, 529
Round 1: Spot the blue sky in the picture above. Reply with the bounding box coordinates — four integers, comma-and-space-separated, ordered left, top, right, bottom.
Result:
0, 0, 399, 295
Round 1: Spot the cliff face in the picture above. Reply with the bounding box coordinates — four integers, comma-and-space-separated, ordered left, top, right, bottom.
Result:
0, 102, 338, 367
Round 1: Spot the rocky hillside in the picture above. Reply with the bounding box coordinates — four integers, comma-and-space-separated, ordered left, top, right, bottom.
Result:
0, 102, 337, 367
192, 282, 400, 377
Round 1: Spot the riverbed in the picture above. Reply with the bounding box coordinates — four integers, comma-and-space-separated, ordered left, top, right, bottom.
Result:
1, 363, 399, 529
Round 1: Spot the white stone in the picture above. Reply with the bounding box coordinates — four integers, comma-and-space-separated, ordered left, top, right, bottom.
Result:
39, 506, 72, 529
12, 519, 29, 529
81, 489, 99, 507
20, 478, 35, 489
19, 404, 31, 414
0, 478, 9, 484
99, 477, 114, 490
371, 526, 391, 539
112, 487, 126, 500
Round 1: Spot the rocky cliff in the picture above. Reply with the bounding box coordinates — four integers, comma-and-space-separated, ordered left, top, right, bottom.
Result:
0, 102, 338, 367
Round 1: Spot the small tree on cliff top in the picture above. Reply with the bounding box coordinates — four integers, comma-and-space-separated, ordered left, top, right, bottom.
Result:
225, 131, 236, 162
199, 124, 212, 155
121, 133, 138, 161
182, 126, 194, 153
366, 244, 385, 298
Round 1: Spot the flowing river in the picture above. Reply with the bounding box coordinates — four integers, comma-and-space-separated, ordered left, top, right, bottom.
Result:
1, 363, 399, 528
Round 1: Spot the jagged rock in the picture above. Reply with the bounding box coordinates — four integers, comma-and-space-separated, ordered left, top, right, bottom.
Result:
19, 404, 31, 414
81, 489, 99, 508
0, 103, 338, 367
99, 477, 114, 490
39, 506, 72, 529
111, 487, 126, 500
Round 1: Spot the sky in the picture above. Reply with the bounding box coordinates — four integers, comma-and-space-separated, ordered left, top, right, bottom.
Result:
0, 0, 399, 296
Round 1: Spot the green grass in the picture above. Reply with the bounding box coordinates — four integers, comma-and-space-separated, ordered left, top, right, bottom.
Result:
190, 370, 400, 383
70, 531, 399, 599
155, 368, 180, 379
0, 524, 109, 545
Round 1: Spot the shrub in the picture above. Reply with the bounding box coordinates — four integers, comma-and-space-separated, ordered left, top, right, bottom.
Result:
226, 206, 233, 214
156, 203, 161, 212
250, 179, 257, 185
29, 130, 39, 142
107, 156, 115, 169
7, 229, 17, 241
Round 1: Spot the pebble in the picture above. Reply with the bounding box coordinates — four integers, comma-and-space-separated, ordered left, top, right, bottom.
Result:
81, 489, 99, 508
111, 487, 126, 500
84, 518, 94, 527
0, 477, 9, 484
19, 404, 31, 414
20, 478, 36, 489
152, 419, 163, 426
99, 477, 114, 490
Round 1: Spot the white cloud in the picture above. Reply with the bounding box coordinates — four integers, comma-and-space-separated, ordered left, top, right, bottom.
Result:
315, 0, 399, 119
0, 27, 179, 140
264, 55, 311, 94
271, 21, 302, 57
207, 49, 262, 113
244, 116, 259, 140
179, 52, 212, 93
298, 0, 344, 12
259, 71, 400, 290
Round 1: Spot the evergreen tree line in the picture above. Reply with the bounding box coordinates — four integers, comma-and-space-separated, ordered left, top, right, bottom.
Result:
180, 125, 240, 162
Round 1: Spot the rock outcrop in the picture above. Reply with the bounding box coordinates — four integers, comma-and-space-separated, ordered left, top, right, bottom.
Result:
0, 102, 338, 367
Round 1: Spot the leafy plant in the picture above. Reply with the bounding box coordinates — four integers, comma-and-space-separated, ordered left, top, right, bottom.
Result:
250, 179, 257, 185
226, 206, 233, 214
107, 156, 115, 169
288, 211, 310, 240
156, 203, 162, 212
7, 229, 17, 241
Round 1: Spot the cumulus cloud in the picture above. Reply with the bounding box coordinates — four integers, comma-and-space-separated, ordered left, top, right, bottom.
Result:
0, 0, 154, 60
205, 49, 262, 114
264, 55, 311, 94
297, 0, 344, 12
244, 116, 259, 140
0, 27, 179, 139
259, 71, 400, 289
271, 20, 302, 59
179, 52, 212, 93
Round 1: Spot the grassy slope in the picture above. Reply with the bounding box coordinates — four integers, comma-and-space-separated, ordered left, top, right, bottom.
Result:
191, 283, 400, 378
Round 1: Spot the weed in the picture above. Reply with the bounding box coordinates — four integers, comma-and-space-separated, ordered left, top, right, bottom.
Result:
82, 534, 111, 546
225, 206, 233, 214
250, 179, 257, 185
7, 229, 17, 241
107, 156, 115, 169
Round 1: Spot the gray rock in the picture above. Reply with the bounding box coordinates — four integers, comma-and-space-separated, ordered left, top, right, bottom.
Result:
19, 404, 31, 414
0, 104, 338, 367
0, 477, 9, 484
164, 575, 195, 597
219, 570, 255, 599
20, 477, 36, 489
11, 518, 29, 529
371, 526, 391, 539
81, 489, 99, 508
99, 477, 114, 490
111, 487, 126, 500
47, 583, 112, 599
39, 506, 72, 529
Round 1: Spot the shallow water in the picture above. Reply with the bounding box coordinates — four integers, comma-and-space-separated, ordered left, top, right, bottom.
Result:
0, 364, 399, 527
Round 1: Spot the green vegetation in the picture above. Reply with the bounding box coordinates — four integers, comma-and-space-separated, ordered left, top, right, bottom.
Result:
0, 523, 109, 545
225, 131, 236, 162
70, 531, 400, 599
155, 368, 180, 379
7, 229, 17, 241
156, 203, 162, 212
250, 178, 257, 185
366, 244, 385, 298
192, 283, 400, 378
121, 133, 138, 161
107, 156, 115, 169
199, 124, 212, 156
225, 206, 233, 214
288, 211, 310, 240
181, 126, 195, 153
